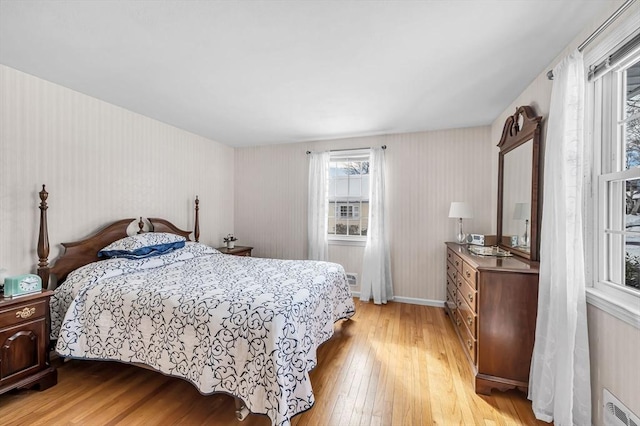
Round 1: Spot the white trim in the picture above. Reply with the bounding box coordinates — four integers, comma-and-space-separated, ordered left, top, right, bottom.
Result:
588, 40, 640, 329
392, 296, 445, 307
328, 237, 366, 247
329, 148, 370, 160
586, 287, 640, 328
350, 291, 445, 308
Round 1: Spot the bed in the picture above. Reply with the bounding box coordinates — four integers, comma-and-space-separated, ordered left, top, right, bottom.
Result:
36, 186, 355, 426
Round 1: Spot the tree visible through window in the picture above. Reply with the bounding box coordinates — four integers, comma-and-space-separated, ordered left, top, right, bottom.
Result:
597, 48, 640, 295
328, 151, 369, 238
623, 59, 640, 289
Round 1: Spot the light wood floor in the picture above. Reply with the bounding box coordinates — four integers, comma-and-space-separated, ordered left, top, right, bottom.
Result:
0, 300, 548, 425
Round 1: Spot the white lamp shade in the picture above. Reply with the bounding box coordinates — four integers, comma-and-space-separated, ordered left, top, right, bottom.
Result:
449, 202, 473, 219
513, 202, 531, 220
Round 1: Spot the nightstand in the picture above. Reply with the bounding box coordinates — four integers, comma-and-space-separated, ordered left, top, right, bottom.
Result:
216, 246, 253, 257
0, 290, 57, 395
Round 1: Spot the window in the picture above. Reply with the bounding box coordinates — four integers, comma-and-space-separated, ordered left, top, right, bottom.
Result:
591, 34, 640, 323
338, 204, 360, 219
327, 150, 369, 240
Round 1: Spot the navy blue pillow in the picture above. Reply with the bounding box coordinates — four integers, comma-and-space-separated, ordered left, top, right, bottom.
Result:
98, 233, 187, 259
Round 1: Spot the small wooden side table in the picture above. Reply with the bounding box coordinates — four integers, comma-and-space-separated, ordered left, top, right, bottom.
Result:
216, 246, 253, 257
0, 290, 57, 395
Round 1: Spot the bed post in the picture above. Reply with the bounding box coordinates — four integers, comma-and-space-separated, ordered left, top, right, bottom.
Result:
137, 217, 144, 234
37, 185, 50, 288
194, 196, 200, 242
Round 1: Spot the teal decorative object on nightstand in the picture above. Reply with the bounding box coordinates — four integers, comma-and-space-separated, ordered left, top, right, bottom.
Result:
3, 274, 43, 298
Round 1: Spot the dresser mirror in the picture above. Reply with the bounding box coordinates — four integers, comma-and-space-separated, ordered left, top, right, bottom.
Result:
496, 106, 542, 261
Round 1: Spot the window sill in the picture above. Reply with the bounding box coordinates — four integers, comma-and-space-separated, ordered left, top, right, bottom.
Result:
586, 287, 640, 329
328, 237, 366, 247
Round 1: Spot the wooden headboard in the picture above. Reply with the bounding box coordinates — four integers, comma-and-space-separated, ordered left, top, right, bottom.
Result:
36, 185, 200, 288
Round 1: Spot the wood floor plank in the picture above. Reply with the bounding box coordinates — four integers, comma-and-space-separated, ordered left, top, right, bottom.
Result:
0, 301, 549, 425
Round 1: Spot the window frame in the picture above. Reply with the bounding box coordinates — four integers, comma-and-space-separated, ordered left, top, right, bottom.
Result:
327, 149, 370, 245
588, 38, 640, 329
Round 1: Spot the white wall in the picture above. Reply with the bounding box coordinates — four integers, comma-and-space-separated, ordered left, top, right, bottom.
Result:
0, 65, 235, 280
235, 127, 493, 303
489, 1, 640, 423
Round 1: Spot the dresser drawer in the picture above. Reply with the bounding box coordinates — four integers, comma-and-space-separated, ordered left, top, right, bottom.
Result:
459, 276, 478, 313
0, 299, 47, 329
447, 277, 457, 305
445, 291, 456, 311
462, 262, 477, 289
448, 249, 463, 273
446, 261, 457, 282
456, 308, 477, 365
447, 274, 457, 297
458, 297, 477, 339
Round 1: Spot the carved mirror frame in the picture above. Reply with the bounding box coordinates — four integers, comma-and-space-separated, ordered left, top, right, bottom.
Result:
497, 105, 542, 261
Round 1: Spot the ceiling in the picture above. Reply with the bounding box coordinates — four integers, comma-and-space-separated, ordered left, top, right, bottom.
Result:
0, 1, 615, 147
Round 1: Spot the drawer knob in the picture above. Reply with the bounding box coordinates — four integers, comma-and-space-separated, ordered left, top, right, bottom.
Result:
467, 340, 473, 350
467, 316, 473, 326
468, 293, 474, 302
15, 307, 36, 319
466, 271, 471, 278
456, 318, 461, 327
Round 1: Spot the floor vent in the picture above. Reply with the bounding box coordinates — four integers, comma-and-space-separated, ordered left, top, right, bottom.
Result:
604, 389, 639, 426
346, 273, 357, 286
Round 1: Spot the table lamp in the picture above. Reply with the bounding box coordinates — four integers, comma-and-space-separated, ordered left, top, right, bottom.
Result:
449, 202, 473, 244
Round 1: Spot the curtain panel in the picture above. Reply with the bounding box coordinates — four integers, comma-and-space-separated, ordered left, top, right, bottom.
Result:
528, 50, 591, 426
360, 147, 393, 304
307, 151, 330, 261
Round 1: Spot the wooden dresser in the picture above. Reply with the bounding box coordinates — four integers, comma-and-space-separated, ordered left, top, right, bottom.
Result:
0, 290, 57, 395
445, 242, 539, 394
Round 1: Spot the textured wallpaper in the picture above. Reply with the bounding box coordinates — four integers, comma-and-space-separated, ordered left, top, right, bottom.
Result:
0, 65, 234, 279
234, 127, 495, 304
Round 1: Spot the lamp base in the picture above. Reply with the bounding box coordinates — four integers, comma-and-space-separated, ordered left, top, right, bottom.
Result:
456, 219, 466, 244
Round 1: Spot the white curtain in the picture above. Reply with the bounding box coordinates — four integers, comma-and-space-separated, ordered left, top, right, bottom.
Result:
528, 50, 591, 425
308, 151, 330, 261
360, 147, 393, 304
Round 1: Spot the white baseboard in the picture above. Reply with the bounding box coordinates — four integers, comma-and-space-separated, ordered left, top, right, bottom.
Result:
350, 291, 445, 308
392, 296, 445, 307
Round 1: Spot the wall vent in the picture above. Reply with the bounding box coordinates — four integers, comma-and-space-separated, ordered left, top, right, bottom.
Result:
604, 388, 639, 426
346, 273, 357, 286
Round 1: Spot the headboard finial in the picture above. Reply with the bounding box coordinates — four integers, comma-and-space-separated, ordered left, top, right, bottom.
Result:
137, 217, 144, 234
194, 196, 200, 243
37, 185, 51, 287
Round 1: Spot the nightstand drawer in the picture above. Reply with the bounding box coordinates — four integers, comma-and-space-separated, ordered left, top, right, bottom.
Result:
0, 299, 47, 328
0, 290, 57, 395
0, 318, 46, 383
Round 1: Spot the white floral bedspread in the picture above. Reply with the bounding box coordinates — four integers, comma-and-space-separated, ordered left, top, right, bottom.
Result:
50, 242, 355, 426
